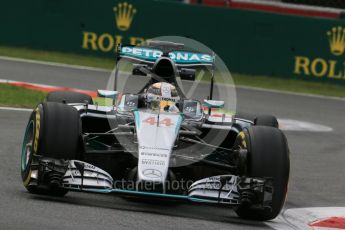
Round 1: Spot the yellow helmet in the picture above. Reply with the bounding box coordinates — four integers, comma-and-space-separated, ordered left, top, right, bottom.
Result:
146, 82, 180, 111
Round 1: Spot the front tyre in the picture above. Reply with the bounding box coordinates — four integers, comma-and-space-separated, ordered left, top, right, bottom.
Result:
235, 126, 290, 221
21, 114, 39, 194
21, 102, 82, 196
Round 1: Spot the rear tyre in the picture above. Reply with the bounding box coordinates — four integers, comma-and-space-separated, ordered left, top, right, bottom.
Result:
234, 113, 278, 128
21, 102, 82, 196
235, 126, 289, 221
46, 91, 93, 104
255, 115, 278, 128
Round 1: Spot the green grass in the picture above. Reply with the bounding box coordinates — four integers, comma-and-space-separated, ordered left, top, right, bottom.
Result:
0, 84, 47, 108
0, 84, 113, 108
93, 97, 113, 106
0, 46, 115, 70
233, 74, 345, 98
0, 45, 345, 106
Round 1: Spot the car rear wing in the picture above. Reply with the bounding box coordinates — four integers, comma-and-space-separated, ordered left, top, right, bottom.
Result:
114, 42, 217, 103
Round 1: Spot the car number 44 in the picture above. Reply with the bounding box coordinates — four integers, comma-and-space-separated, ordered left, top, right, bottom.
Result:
143, 117, 174, 126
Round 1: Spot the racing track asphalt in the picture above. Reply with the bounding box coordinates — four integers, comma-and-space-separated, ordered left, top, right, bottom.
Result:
0, 58, 344, 230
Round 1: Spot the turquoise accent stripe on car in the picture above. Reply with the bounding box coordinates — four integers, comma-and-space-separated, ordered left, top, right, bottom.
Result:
175, 115, 183, 135
21, 120, 34, 171
134, 110, 140, 129
120, 47, 213, 65
66, 187, 215, 203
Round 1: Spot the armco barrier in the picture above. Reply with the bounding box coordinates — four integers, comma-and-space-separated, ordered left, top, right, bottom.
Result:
1, 0, 345, 84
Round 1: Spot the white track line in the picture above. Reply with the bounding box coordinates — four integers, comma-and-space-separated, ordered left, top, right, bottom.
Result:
0, 55, 344, 102
0, 106, 32, 112
0, 56, 110, 73
278, 119, 333, 132
236, 84, 345, 102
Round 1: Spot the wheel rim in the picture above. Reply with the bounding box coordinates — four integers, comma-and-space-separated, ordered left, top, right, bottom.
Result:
21, 121, 34, 171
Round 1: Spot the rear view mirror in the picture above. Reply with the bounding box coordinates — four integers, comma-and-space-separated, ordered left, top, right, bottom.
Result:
132, 64, 148, 76
118, 94, 139, 112
182, 99, 202, 120
179, 68, 195, 81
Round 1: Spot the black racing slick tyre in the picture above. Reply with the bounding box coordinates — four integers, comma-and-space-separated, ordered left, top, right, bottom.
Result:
235, 126, 290, 221
46, 91, 93, 104
255, 115, 278, 128
21, 102, 82, 196
234, 113, 278, 128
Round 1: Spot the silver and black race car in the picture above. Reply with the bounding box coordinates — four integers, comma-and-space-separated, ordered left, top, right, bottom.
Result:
21, 41, 289, 221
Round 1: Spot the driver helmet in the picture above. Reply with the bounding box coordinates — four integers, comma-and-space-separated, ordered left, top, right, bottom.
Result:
146, 82, 180, 112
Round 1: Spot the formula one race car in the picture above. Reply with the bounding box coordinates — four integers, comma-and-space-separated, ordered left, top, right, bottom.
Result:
21, 41, 289, 221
